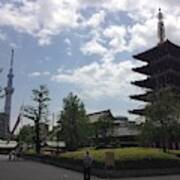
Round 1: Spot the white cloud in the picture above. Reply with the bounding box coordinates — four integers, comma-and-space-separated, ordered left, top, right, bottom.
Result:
84, 10, 105, 28
29, 71, 50, 77
103, 25, 127, 52
51, 60, 144, 99
127, 18, 157, 51
64, 38, 71, 45
80, 38, 107, 56
10, 42, 18, 49
29, 72, 41, 77
78, 0, 107, 7
64, 38, 72, 56
44, 56, 52, 62
0, 30, 6, 41
80, 0, 180, 53
67, 49, 72, 56
0, 0, 81, 45
1, 0, 180, 49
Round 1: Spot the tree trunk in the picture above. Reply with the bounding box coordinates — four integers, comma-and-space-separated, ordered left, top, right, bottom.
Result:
35, 121, 40, 154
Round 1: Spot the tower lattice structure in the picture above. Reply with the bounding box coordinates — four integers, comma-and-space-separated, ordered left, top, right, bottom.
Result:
4, 49, 15, 134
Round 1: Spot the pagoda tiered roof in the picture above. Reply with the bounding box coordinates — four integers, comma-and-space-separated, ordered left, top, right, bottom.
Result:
130, 91, 152, 102
133, 55, 180, 75
128, 108, 145, 116
132, 69, 180, 90
130, 40, 180, 116
134, 40, 180, 62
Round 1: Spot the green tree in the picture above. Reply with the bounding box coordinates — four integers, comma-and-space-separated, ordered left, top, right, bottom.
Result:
17, 125, 34, 145
92, 116, 114, 146
139, 120, 158, 147
59, 92, 89, 150
143, 88, 180, 152
24, 85, 50, 154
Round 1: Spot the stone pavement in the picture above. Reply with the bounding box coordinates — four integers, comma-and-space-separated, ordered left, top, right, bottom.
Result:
0, 155, 180, 180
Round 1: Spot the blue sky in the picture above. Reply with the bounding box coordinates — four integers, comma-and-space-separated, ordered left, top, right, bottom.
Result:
0, 0, 180, 129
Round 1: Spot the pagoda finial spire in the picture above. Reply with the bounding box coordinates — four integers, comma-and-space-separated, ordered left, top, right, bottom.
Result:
157, 8, 165, 44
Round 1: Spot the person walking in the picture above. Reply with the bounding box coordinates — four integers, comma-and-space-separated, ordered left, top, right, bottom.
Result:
83, 151, 93, 180
8, 151, 13, 161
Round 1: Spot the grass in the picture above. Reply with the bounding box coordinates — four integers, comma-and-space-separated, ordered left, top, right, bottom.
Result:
24, 147, 180, 169
58, 147, 180, 169
60, 147, 178, 162
170, 150, 180, 156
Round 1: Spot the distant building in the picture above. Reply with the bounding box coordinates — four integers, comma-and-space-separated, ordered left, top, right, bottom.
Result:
88, 109, 139, 147
112, 116, 139, 147
0, 139, 17, 154
88, 109, 114, 124
112, 116, 139, 137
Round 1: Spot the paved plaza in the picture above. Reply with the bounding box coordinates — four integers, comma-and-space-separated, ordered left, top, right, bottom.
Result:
0, 155, 180, 180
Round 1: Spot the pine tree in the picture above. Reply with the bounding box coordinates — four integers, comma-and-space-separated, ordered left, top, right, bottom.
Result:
24, 85, 50, 154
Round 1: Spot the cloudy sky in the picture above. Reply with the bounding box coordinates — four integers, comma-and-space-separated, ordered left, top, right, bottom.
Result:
0, 0, 180, 128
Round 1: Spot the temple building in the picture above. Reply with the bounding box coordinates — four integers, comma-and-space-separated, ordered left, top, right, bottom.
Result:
88, 110, 139, 147
130, 9, 180, 115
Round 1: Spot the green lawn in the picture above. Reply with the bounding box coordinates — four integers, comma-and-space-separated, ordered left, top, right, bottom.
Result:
170, 150, 180, 156
59, 147, 180, 169
25, 147, 180, 169
60, 147, 178, 161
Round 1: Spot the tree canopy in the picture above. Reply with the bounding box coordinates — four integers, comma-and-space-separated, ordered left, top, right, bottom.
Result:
17, 125, 34, 145
92, 116, 114, 146
23, 85, 50, 154
142, 87, 180, 151
59, 92, 90, 150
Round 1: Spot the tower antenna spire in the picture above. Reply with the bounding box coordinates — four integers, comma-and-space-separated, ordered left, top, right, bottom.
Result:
10, 49, 14, 69
157, 8, 165, 44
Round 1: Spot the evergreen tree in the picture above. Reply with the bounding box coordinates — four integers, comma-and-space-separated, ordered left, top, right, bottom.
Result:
92, 116, 114, 146
59, 92, 89, 150
18, 125, 34, 145
143, 87, 180, 152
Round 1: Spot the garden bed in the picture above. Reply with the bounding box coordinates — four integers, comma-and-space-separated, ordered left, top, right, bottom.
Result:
23, 148, 180, 178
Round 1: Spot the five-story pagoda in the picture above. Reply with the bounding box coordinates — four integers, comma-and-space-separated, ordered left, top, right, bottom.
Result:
130, 9, 180, 115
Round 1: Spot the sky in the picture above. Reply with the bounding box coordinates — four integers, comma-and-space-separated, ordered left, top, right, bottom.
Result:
1, 0, 180, 129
